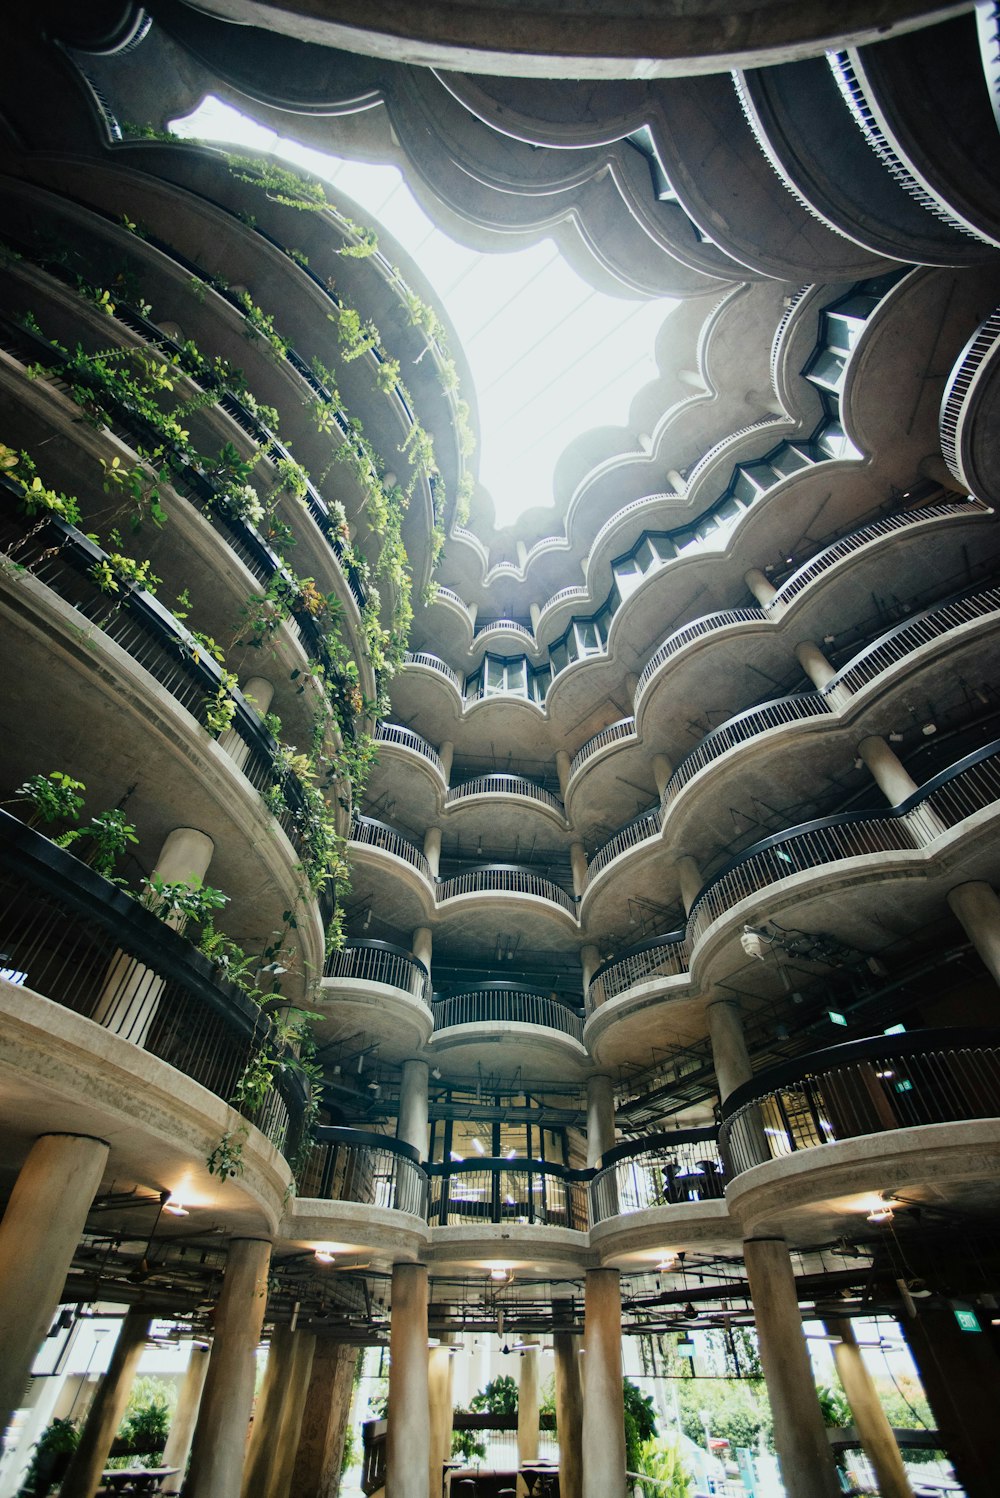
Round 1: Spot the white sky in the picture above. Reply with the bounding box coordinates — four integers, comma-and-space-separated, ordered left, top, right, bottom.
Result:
171, 97, 677, 526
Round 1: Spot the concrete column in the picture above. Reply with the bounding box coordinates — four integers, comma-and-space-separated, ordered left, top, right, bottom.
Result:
676, 854, 702, 916
624, 672, 640, 703
161, 1341, 211, 1480
553, 1327, 583, 1498
220, 677, 274, 767
424, 827, 442, 879
398, 1059, 430, 1159
270, 1330, 317, 1498
859, 736, 946, 840
666, 468, 686, 491
652, 753, 674, 798
745, 567, 779, 609
795, 640, 838, 692
186, 1238, 272, 1498
900, 1306, 1000, 1498
93, 825, 214, 1045
242, 1323, 296, 1498
387, 1262, 430, 1498
0, 1133, 109, 1440
60, 1309, 152, 1498
466, 601, 478, 628
743, 1238, 840, 1498
517, 1337, 540, 1496
516, 540, 529, 568
412, 926, 433, 974
948, 881, 1000, 988
825, 1319, 913, 1498
586, 1075, 616, 1167
427, 1344, 454, 1498
555, 749, 572, 799
438, 740, 454, 784
289, 1338, 358, 1498
581, 1270, 626, 1498
581, 944, 601, 1007
570, 842, 589, 899
529, 602, 542, 632
707, 999, 753, 1103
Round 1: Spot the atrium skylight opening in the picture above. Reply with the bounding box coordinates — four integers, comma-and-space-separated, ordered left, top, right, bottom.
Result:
171, 97, 678, 528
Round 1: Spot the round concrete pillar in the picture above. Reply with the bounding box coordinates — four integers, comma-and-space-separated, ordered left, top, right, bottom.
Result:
427, 1343, 455, 1498
438, 740, 454, 783
581, 1270, 626, 1498
0, 1133, 109, 1438
581, 944, 601, 1006
795, 639, 838, 692
517, 1335, 541, 1488
161, 1340, 211, 1480
242, 1323, 296, 1498
555, 749, 572, 799
398, 1059, 430, 1158
652, 753, 674, 798
387, 1262, 430, 1498
186, 1238, 272, 1498
270, 1330, 317, 1498
60, 1309, 152, 1498
586, 1074, 616, 1167
412, 926, 433, 973
745, 567, 779, 609
676, 854, 702, 916
423, 826, 442, 878
858, 735, 921, 805
948, 881, 1000, 989
825, 1319, 914, 1498
570, 842, 589, 898
553, 1327, 583, 1498
743, 1238, 840, 1498
707, 999, 753, 1102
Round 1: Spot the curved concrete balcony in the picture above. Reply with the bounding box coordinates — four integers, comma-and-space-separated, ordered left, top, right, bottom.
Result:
290, 1126, 430, 1260
688, 735, 1000, 966
374, 721, 446, 781
587, 932, 691, 1013
318, 940, 433, 1058
590, 1130, 724, 1220
569, 716, 637, 785
436, 866, 577, 919
445, 774, 566, 824
634, 608, 768, 710
720, 1029, 1000, 1242
429, 984, 587, 1079
428, 1156, 588, 1231
941, 305, 1000, 502
0, 811, 305, 1160
350, 816, 433, 881
584, 806, 662, 894
433, 984, 583, 1042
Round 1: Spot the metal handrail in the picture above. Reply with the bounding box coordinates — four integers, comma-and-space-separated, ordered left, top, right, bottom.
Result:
769, 283, 814, 387
403, 651, 462, 688
436, 865, 577, 916
427, 1153, 589, 1229
349, 817, 431, 878
323, 940, 431, 1007
588, 930, 690, 1008
298, 1129, 428, 1216
445, 774, 564, 815
688, 738, 1000, 946
940, 307, 1000, 482
433, 988, 584, 1041
374, 721, 444, 776
682, 415, 787, 495
825, 585, 1000, 695
585, 806, 662, 888
636, 608, 767, 699
768, 501, 989, 610
720, 1029, 1000, 1176
0, 811, 305, 1149
569, 717, 636, 781
590, 1130, 724, 1223
663, 693, 830, 806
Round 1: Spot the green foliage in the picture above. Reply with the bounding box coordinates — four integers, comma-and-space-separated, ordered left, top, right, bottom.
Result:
56, 808, 139, 876
636, 1437, 692, 1497
204, 671, 239, 736
8, 771, 85, 825
142, 873, 230, 925
623, 1378, 658, 1473
676, 1379, 772, 1455
18, 1417, 80, 1496
451, 1428, 487, 1462
226, 154, 329, 212
470, 1374, 518, 1416
114, 1376, 174, 1462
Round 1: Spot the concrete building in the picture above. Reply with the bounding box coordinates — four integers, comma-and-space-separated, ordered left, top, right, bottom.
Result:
3, 3, 1000, 1496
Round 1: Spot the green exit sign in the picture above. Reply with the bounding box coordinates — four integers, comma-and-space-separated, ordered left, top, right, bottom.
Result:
954, 1308, 981, 1333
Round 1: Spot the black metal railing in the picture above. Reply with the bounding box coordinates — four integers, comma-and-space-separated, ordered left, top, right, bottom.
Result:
720, 1029, 1000, 1176
0, 501, 318, 867
427, 1156, 589, 1229
323, 940, 431, 1008
589, 1130, 724, 1224
297, 1126, 427, 1216
0, 812, 305, 1151
432, 983, 584, 1041
587, 931, 690, 1009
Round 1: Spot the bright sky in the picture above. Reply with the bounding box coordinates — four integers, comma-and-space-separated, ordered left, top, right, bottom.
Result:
171, 97, 678, 527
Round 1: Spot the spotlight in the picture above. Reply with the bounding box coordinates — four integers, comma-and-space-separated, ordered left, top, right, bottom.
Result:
314, 1246, 336, 1265
867, 1205, 894, 1226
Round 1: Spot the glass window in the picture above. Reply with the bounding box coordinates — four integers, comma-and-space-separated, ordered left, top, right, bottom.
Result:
613, 554, 645, 599
574, 619, 602, 655
485, 657, 506, 695
550, 637, 568, 674
506, 657, 527, 694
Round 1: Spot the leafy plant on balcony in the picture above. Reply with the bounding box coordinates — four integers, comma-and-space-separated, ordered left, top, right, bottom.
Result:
141, 872, 229, 926
90, 547, 161, 596
6, 771, 86, 826
203, 671, 239, 736
55, 808, 139, 876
